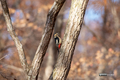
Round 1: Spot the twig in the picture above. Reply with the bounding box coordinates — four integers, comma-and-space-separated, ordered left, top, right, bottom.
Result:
0, 54, 9, 61
0, 45, 15, 52
0, 62, 23, 72
83, 23, 108, 49
0, 73, 9, 80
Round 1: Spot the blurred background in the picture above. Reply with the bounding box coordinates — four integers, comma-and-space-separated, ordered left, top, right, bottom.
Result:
0, 0, 120, 80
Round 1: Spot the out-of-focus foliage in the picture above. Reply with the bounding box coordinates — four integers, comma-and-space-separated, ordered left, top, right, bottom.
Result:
0, 0, 120, 80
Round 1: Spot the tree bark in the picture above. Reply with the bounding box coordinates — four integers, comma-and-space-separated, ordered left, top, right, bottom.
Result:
49, 0, 89, 80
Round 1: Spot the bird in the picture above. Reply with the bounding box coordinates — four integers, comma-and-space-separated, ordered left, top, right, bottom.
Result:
54, 33, 62, 52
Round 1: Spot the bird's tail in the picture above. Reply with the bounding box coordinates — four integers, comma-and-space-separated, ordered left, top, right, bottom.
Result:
57, 47, 59, 53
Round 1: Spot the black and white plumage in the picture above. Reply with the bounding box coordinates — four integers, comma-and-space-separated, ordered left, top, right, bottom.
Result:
54, 33, 61, 52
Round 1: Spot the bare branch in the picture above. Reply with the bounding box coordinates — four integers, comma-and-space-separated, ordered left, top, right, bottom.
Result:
0, 72, 17, 80
0, 73, 9, 80
0, 54, 9, 61
83, 23, 108, 49
0, 45, 15, 52
0, 62, 23, 72
28, 0, 66, 79
0, 0, 28, 74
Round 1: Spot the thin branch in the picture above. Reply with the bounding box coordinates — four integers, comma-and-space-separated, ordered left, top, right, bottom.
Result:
0, 73, 9, 80
0, 0, 28, 74
83, 23, 108, 49
0, 72, 17, 80
28, 0, 66, 79
0, 45, 15, 52
0, 62, 23, 72
83, 23, 98, 38
0, 54, 9, 61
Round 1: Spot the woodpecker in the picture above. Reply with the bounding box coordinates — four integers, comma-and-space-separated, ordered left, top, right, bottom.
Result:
54, 33, 62, 52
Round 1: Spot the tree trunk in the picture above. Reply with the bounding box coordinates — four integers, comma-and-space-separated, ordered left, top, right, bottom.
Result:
49, 0, 89, 80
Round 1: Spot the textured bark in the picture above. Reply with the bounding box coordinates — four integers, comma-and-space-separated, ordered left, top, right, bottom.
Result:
0, 0, 28, 75
49, 0, 89, 80
28, 0, 66, 80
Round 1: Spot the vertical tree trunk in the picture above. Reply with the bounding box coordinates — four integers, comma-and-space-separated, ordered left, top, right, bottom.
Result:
49, 0, 89, 80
